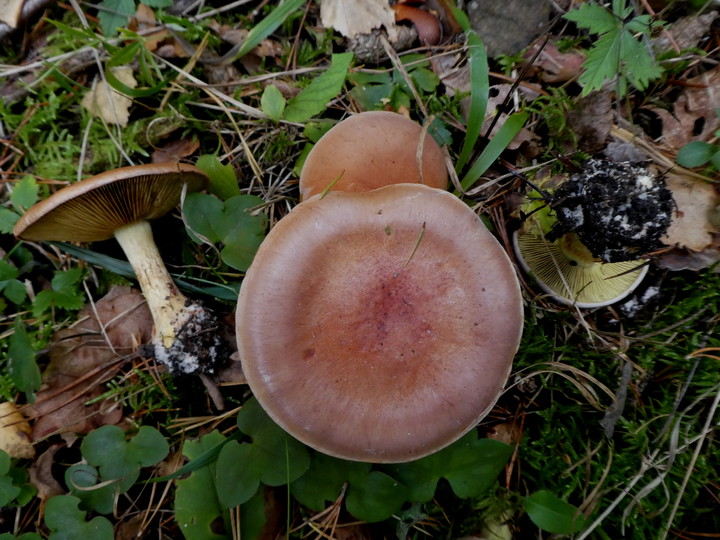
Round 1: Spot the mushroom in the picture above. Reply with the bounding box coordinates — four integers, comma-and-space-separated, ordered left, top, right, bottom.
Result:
14, 162, 224, 374
236, 184, 523, 463
299, 111, 448, 199
513, 224, 648, 308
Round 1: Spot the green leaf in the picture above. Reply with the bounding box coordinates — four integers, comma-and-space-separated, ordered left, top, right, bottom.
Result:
0, 260, 26, 305
65, 464, 116, 514
620, 29, 662, 91
0, 207, 20, 234
384, 431, 513, 502
233, 0, 306, 60
291, 453, 406, 522
44, 495, 114, 540
97, 0, 136, 37
345, 468, 407, 522
195, 154, 241, 200
141, 0, 172, 7
183, 193, 268, 271
261, 84, 287, 122
82, 425, 169, 488
215, 398, 309, 508
456, 32, 489, 171
0, 532, 43, 540
284, 53, 354, 123
676, 141, 715, 168
7, 320, 40, 400
32, 268, 85, 316
0, 451, 21, 507
459, 111, 528, 192
577, 29, 622, 95
174, 430, 228, 539
524, 490, 586, 534
564, 3, 618, 34
10, 176, 38, 212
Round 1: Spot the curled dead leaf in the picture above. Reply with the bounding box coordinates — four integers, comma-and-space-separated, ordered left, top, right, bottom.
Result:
81, 67, 137, 127
0, 401, 35, 458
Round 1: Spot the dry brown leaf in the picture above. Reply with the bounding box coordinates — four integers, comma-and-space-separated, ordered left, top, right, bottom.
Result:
28, 445, 64, 502
152, 138, 200, 163
0, 401, 35, 458
662, 172, 720, 252
647, 67, 720, 150
0, 0, 24, 27
320, 0, 399, 41
81, 67, 137, 127
525, 40, 585, 83
28, 286, 153, 439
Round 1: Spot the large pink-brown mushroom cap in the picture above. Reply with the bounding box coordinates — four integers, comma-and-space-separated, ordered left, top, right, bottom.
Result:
299, 111, 448, 200
236, 184, 523, 462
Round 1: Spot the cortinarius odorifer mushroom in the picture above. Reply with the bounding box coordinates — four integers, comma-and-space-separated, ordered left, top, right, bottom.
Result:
299, 111, 448, 200
14, 162, 224, 374
236, 184, 523, 463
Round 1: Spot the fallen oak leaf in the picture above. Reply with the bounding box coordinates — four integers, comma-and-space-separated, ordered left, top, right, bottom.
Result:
27, 286, 153, 440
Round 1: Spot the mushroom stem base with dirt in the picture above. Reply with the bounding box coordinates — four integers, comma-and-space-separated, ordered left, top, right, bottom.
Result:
114, 221, 225, 374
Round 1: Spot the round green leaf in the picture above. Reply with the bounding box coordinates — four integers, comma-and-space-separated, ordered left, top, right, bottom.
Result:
676, 141, 715, 168
524, 490, 586, 534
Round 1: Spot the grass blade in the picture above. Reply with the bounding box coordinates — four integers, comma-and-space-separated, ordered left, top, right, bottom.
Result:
455, 32, 488, 171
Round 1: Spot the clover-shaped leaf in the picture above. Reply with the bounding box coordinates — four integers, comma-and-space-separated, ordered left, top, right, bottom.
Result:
65, 464, 116, 514
183, 193, 268, 271
215, 397, 309, 508
383, 430, 513, 502
0, 450, 21, 507
44, 495, 113, 540
174, 430, 228, 540
81, 425, 169, 491
291, 452, 407, 523
195, 154, 241, 201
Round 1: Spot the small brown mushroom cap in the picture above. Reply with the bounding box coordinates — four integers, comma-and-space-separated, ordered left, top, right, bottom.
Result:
14, 162, 208, 242
236, 184, 523, 463
299, 111, 448, 200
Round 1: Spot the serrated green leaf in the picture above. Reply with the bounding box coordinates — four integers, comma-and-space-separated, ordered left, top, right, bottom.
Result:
578, 29, 622, 95
97, 0, 136, 37
524, 490, 586, 534
51, 267, 84, 290
564, 4, 618, 34
676, 141, 715, 168
7, 320, 40, 399
10, 176, 38, 212
0, 207, 20, 234
261, 84, 286, 122
174, 430, 228, 539
45, 495, 114, 540
195, 154, 241, 200
2, 279, 27, 305
284, 52, 353, 123
620, 30, 662, 91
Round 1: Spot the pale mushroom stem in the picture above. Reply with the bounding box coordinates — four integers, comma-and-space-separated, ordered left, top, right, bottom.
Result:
113, 220, 189, 349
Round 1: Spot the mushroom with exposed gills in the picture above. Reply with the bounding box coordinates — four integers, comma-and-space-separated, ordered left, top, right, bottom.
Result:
236, 184, 524, 463
299, 110, 448, 199
13, 162, 224, 374
513, 225, 648, 308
